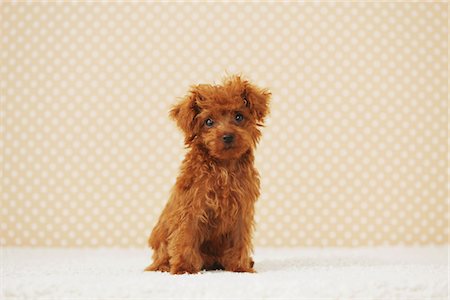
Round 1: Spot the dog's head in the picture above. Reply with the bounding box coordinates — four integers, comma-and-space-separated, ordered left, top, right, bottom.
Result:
170, 76, 271, 160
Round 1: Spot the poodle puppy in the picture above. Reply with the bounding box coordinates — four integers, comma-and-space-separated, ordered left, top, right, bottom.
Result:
145, 75, 270, 274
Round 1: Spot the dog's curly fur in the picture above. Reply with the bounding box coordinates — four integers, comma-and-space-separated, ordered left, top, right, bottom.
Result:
145, 75, 270, 274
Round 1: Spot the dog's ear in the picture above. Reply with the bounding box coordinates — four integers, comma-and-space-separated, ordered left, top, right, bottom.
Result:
170, 88, 202, 145
241, 82, 271, 124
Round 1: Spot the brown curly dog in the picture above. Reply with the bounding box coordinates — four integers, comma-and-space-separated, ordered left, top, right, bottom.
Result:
145, 75, 270, 274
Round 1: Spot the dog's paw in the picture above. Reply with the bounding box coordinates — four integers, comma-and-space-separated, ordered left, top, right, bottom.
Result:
170, 267, 200, 275
229, 266, 256, 273
224, 262, 256, 273
169, 263, 201, 275
144, 263, 170, 272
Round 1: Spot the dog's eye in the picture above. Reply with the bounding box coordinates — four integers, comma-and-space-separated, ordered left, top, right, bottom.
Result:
235, 113, 244, 123
205, 118, 214, 127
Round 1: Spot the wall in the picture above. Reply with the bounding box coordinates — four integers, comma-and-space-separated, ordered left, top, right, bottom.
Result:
1, 2, 448, 247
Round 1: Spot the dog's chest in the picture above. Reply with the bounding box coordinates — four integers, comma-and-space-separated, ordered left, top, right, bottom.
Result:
202, 166, 247, 226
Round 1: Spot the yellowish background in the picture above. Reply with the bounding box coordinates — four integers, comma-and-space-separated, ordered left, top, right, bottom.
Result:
1, 2, 448, 247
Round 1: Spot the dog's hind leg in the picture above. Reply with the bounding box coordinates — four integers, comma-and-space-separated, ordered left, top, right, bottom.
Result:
145, 242, 170, 272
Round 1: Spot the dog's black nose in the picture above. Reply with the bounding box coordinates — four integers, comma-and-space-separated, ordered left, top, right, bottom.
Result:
222, 134, 234, 144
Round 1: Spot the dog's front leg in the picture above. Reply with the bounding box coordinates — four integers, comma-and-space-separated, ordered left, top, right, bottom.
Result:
220, 213, 256, 273
167, 217, 203, 274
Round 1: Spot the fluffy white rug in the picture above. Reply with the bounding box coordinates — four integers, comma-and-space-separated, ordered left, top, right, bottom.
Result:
2, 246, 448, 299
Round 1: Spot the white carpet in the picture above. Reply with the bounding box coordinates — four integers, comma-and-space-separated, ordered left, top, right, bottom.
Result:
2, 246, 448, 299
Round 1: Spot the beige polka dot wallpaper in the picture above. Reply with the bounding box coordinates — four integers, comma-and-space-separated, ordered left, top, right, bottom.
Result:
1, 2, 448, 248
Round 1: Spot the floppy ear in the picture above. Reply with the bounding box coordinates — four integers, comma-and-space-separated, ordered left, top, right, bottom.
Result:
241, 82, 271, 124
170, 89, 201, 145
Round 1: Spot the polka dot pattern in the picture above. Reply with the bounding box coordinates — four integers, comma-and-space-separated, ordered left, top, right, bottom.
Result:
1, 3, 448, 247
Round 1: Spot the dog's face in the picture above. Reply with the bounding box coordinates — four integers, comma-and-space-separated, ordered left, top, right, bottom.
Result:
170, 76, 270, 160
